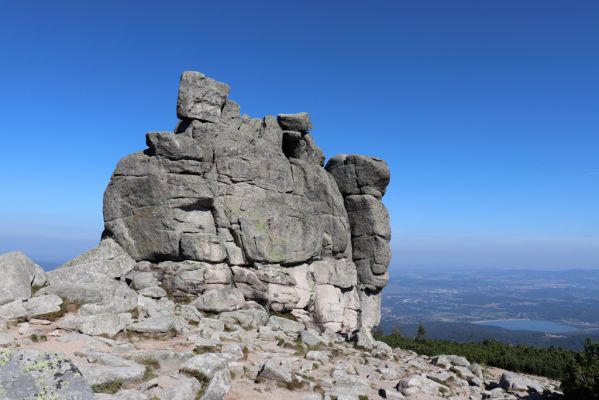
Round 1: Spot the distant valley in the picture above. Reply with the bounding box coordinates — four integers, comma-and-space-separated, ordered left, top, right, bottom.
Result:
380, 268, 599, 350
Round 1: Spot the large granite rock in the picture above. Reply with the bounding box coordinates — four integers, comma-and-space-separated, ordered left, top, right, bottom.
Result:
64, 71, 391, 335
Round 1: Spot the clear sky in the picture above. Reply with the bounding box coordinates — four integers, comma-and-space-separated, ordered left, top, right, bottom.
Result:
1, 1, 598, 270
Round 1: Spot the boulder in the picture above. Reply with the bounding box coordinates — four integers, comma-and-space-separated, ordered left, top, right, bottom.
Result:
0, 349, 93, 399
58, 313, 131, 336
267, 315, 305, 335
0, 300, 27, 320
48, 238, 135, 282
192, 288, 246, 313
0, 251, 46, 306
180, 353, 229, 380
499, 371, 545, 393
25, 294, 63, 318
127, 315, 185, 334
37, 271, 138, 315
257, 358, 292, 384
177, 71, 230, 122
277, 112, 312, 132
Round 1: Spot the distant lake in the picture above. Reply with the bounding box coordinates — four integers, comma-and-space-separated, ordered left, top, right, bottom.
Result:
474, 319, 578, 334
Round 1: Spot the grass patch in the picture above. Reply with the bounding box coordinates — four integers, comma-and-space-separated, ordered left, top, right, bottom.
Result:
30, 333, 47, 343
31, 285, 43, 296
271, 311, 297, 321
182, 369, 210, 385
193, 345, 219, 355
358, 396, 369, 400
139, 358, 161, 370
284, 378, 306, 391
35, 299, 83, 322
91, 379, 123, 394
242, 345, 249, 360
143, 365, 157, 381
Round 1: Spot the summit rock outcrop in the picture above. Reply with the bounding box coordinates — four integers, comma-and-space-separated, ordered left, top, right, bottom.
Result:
89, 71, 391, 335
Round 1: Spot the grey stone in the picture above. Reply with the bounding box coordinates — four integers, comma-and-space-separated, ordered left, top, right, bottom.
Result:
277, 112, 312, 132
58, 313, 132, 336
180, 233, 227, 262
137, 285, 167, 298
0, 333, 14, 348
326, 154, 390, 199
282, 132, 325, 166
301, 329, 327, 347
258, 358, 292, 383
177, 71, 230, 122
218, 308, 269, 330
38, 270, 138, 315
180, 353, 229, 380
150, 374, 201, 400
267, 315, 304, 335
0, 251, 46, 305
499, 371, 544, 393
49, 238, 135, 283
127, 315, 184, 334
0, 349, 93, 399
201, 369, 231, 400
25, 294, 63, 318
192, 288, 245, 313
0, 300, 27, 320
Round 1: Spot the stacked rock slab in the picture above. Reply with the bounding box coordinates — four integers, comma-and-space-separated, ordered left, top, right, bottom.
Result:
99, 71, 391, 335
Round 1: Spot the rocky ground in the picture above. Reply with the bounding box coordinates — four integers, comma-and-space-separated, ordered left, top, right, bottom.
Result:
1, 305, 561, 400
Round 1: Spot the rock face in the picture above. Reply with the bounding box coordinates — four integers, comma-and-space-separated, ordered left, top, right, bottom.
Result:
92, 71, 392, 335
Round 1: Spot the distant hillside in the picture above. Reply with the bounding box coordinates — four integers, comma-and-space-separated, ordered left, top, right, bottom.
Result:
379, 320, 599, 351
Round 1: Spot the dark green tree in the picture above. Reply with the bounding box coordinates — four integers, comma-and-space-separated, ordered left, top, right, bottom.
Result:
391, 322, 402, 338
415, 322, 426, 341
562, 338, 599, 399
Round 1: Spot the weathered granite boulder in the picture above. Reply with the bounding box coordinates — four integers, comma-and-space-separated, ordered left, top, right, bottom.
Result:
50, 71, 391, 335
0, 349, 94, 399
0, 251, 46, 306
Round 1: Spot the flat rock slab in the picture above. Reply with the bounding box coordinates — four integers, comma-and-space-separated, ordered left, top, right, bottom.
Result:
0, 349, 93, 399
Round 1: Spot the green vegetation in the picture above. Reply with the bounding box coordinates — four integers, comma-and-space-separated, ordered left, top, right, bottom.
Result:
36, 299, 83, 321
377, 328, 599, 399
30, 333, 47, 343
91, 380, 123, 394
375, 330, 577, 380
272, 311, 298, 321
415, 322, 426, 341
561, 339, 599, 399
139, 358, 160, 381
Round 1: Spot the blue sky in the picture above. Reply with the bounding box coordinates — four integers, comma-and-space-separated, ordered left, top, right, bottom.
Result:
1, 1, 598, 269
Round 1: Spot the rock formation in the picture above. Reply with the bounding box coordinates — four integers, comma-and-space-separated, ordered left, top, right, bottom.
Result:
0, 72, 565, 400
96, 70, 391, 335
